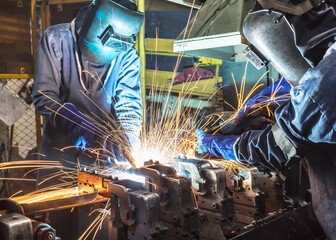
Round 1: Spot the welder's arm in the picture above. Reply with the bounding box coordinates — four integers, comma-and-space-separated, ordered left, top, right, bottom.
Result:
196, 129, 239, 160
113, 49, 142, 162
32, 30, 101, 149
32, 29, 63, 115
235, 80, 336, 171
52, 103, 102, 150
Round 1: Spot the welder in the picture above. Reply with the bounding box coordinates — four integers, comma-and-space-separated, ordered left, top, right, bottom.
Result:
197, 0, 336, 238
32, 0, 144, 170
32, 0, 143, 238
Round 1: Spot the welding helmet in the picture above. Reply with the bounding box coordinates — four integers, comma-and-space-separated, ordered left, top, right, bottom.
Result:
243, 0, 336, 84
78, 0, 144, 64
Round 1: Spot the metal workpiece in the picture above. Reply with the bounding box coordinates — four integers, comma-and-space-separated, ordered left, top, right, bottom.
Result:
243, 9, 311, 85
197, 168, 237, 239
0, 213, 33, 240
171, 157, 210, 191
107, 179, 168, 240
172, 158, 238, 239
78, 170, 168, 239
231, 204, 325, 240
137, 162, 199, 239
257, 171, 291, 214
226, 168, 265, 227
32, 222, 58, 240
0, 199, 60, 240
78, 169, 113, 197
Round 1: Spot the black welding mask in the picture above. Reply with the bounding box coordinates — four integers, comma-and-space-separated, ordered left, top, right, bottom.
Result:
243, 0, 336, 85
78, 0, 144, 64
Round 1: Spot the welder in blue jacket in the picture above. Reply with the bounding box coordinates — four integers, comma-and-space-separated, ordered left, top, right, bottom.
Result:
32, 0, 144, 239
197, 0, 336, 238
32, 0, 144, 173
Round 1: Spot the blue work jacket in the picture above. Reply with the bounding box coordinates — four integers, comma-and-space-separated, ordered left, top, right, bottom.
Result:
32, 9, 142, 176
236, 42, 336, 238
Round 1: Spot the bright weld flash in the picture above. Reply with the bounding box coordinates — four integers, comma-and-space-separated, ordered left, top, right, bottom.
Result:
133, 147, 170, 168
108, 170, 145, 184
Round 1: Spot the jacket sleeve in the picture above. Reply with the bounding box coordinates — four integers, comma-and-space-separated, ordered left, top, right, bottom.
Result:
114, 49, 142, 139
235, 48, 336, 171
32, 28, 63, 115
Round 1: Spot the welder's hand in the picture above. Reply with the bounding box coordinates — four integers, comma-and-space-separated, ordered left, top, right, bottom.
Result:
103, 135, 138, 169
234, 78, 291, 131
196, 129, 239, 161
53, 103, 102, 150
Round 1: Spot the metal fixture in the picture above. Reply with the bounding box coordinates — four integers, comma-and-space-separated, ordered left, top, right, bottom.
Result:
174, 0, 256, 61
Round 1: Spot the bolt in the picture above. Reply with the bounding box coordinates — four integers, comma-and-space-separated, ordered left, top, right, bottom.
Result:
163, 187, 169, 195
45, 232, 55, 240
125, 210, 130, 220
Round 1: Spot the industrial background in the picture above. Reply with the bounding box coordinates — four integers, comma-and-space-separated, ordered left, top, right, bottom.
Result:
0, 0, 328, 239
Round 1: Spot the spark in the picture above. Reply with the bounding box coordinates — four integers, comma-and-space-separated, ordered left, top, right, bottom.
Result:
79, 199, 111, 240
0, 178, 36, 182
13, 187, 81, 204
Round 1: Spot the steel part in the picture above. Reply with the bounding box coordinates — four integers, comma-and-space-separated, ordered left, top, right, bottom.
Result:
77, 169, 112, 197
108, 179, 168, 240
138, 162, 199, 239
109, 193, 128, 240
0, 198, 24, 215
226, 167, 265, 226
32, 222, 58, 240
198, 168, 238, 239
257, 171, 291, 214
0, 213, 33, 240
171, 157, 210, 191
243, 9, 311, 85
12, 187, 107, 216
107, 179, 144, 226
232, 203, 325, 240
172, 158, 238, 239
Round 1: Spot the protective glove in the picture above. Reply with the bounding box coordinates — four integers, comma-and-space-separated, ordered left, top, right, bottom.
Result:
234, 78, 292, 129
103, 132, 140, 168
196, 129, 239, 160
53, 103, 102, 150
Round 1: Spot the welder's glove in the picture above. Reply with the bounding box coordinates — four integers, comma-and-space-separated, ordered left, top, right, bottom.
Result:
103, 133, 140, 168
53, 103, 102, 150
196, 129, 239, 161
234, 78, 292, 130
